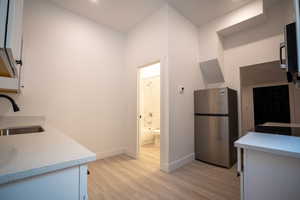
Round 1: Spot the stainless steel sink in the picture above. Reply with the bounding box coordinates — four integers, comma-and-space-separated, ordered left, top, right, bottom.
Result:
0, 126, 44, 136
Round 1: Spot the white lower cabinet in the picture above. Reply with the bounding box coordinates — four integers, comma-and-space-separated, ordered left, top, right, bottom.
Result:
238, 148, 300, 200
79, 165, 89, 200
0, 165, 89, 200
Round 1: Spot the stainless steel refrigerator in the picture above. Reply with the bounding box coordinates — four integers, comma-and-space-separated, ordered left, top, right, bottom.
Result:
194, 88, 238, 168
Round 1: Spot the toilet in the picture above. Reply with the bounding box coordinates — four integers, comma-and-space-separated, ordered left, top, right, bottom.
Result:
152, 129, 160, 146
141, 128, 154, 145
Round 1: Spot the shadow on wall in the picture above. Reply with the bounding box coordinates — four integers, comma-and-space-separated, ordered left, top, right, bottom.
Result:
222, 0, 294, 50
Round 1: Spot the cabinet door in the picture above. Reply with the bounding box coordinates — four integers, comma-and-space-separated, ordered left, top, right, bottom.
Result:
0, 166, 80, 200
294, 0, 300, 74
244, 149, 300, 200
79, 165, 89, 200
6, 0, 23, 61
0, 0, 8, 48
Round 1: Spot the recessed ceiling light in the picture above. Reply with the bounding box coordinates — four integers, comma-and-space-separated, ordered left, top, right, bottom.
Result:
89, 0, 98, 3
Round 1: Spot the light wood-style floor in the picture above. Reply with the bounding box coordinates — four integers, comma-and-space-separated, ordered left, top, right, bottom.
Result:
88, 144, 240, 200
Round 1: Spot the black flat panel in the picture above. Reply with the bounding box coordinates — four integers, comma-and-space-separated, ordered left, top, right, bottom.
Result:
253, 85, 291, 125
255, 125, 292, 136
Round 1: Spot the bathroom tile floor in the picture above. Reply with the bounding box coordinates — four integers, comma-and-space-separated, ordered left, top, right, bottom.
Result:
88, 144, 239, 200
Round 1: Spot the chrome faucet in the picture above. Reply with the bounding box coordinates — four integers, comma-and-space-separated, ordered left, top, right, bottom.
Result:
0, 94, 20, 112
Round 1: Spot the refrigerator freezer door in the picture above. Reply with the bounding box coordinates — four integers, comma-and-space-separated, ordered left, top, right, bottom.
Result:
195, 115, 230, 167
194, 88, 228, 114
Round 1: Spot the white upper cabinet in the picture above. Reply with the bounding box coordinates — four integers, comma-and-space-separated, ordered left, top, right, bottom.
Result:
0, 0, 23, 93
6, 0, 23, 62
294, 0, 300, 77
0, 0, 23, 78
0, 1, 7, 48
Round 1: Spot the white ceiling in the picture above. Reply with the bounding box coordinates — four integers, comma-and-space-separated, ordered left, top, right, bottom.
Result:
50, 0, 271, 33
165, 0, 254, 27
50, 0, 165, 32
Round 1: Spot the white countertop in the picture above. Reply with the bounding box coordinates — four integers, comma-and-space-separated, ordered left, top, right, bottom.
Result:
0, 118, 96, 185
235, 132, 300, 159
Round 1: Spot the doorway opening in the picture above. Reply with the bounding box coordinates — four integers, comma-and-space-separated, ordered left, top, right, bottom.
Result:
138, 62, 160, 166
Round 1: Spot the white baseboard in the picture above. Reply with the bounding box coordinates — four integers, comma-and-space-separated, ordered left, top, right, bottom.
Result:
96, 148, 126, 160
96, 149, 194, 173
161, 153, 195, 173
160, 163, 170, 173
125, 150, 138, 159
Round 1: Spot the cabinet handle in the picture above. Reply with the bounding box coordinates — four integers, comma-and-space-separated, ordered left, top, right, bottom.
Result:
87, 170, 90, 175
280, 42, 287, 69
16, 60, 22, 66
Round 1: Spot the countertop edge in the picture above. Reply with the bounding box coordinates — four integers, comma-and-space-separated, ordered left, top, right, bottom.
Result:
235, 132, 300, 159
235, 142, 300, 159
0, 154, 96, 185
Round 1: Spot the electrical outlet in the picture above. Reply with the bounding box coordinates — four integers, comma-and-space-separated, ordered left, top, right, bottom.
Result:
178, 86, 185, 94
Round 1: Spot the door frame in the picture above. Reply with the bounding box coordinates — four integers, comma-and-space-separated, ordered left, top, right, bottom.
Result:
137, 61, 161, 159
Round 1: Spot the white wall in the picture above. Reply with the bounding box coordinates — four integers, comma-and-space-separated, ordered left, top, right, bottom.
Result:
125, 5, 169, 165
0, 0, 294, 171
0, 0, 127, 158
223, 0, 293, 89
125, 4, 202, 171
167, 7, 204, 164
198, 0, 294, 135
125, 0, 290, 168
198, 0, 264, 68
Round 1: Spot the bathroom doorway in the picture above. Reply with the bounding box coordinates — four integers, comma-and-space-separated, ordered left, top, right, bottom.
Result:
138, 62, 160, 165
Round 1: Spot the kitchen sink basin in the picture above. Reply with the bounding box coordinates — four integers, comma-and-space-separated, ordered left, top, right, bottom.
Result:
0, 126, 44, 136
